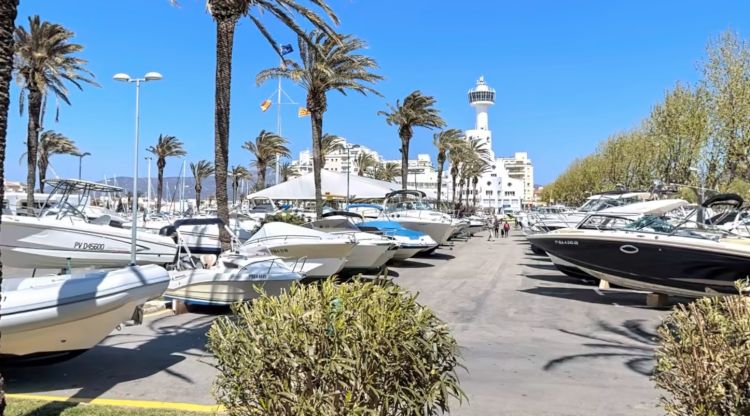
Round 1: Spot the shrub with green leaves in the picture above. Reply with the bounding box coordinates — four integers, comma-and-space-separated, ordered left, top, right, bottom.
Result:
262, 211, 307, 225
207, 279, 465, 415
653, 293, 750, 416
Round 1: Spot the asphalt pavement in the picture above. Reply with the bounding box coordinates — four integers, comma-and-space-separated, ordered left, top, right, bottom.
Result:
4, 231, 672, 415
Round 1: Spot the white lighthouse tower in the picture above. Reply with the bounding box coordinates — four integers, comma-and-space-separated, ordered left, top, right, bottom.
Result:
467, 76, 496, 153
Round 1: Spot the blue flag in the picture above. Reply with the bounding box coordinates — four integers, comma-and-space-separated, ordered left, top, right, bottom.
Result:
280, 44, 293, 56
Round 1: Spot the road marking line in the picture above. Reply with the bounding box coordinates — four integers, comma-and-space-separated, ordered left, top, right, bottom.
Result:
6, 393, 225, 413
593, 288, 604, 296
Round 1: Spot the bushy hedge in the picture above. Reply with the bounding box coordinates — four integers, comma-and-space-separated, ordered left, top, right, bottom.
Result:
262, 211, 307, 225
654, 289, 750, 416
207, 279, 465, 415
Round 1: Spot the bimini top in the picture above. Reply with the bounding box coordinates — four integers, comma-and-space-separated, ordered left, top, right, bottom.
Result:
599, 199, 690, 216
321, 210, 364, 220
45, 178, 123, 193
701, 193, 743, 209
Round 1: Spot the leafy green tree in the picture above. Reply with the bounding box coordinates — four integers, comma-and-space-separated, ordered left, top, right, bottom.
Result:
320, 133, 343, 169
379, 91, 445, 190
242, 130, 290, 190
207, 0, 339, 247
355, 151, 376, 176
229, 165, 251, 205
147, 134, 186, 212
373, 161, 400, 182
37, 131, 78, 192
190, 160, 215, 213
433, 129, 463, 206
14, 15, 97, 209
0, 1, 19, 411
257, 31, 381, 219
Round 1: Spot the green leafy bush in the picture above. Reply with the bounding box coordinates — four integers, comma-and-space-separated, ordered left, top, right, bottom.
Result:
262, 211, 307, 225
207, 279, 465, 415
654, 291, 750, 416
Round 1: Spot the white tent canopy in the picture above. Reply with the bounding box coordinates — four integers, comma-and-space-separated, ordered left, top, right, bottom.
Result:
246, 170, 401, 201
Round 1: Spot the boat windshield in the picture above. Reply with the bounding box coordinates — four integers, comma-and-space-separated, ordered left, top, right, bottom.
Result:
384, 193, 431, 213
578, 196, 645, 213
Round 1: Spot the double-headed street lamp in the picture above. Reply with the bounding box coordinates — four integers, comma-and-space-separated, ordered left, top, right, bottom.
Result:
73, 151, 91, 179
114, 71, 163, 265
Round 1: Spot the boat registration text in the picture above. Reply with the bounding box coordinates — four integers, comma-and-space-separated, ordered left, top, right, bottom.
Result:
74, 242, 105, 251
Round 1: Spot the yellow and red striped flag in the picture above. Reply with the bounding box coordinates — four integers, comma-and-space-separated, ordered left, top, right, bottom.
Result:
297, 107, 310, 117
260, 99, 272, 112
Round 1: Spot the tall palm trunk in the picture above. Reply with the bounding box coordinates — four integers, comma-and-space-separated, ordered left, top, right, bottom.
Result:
156, 158, 165, 212
214, 16, 236, 248
256, 162, 266, 190
451, 170, 458, 206
0, 2, 19, 412
311, 111, 324, 219
400, 136, 409, 190
472, 177, 478, 208
195, 184, 201, 214
25, 87, 42, 209
38, 153, 48, 193
231, 181, 237, 205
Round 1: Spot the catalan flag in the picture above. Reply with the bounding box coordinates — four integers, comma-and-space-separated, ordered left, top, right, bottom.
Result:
260, 99, 272, 112
297, 107, 310, 117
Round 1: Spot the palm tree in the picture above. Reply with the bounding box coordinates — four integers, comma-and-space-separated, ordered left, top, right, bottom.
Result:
190, 160, 215, 213
14, 15, 97, 209
320, 133, 343, 168
147, 134, 186, 213
448, 140, 469, 207
433, 129, 463, 206
207, 0, 338, 248
277, 160, 298, 182
379, 91, 445, 191
373, 161, 401, 182
38, 130, 78, 192
242, 130, 290, 190
229, 165, 251, 205
0, 1, 19, 409
355, 152, 376, 176
257, 31, 381, 218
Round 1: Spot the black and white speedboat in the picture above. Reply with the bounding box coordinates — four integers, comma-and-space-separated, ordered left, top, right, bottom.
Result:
528, 195, 750, 297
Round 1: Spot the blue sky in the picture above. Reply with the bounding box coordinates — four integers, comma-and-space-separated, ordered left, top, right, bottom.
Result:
7, 0, 750, 184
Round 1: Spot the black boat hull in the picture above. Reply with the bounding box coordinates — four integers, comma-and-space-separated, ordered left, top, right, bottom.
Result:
529, 232, 750, 297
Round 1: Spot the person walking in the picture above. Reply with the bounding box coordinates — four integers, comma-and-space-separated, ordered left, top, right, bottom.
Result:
503, 221, 511, 238
493, 217, 500, 240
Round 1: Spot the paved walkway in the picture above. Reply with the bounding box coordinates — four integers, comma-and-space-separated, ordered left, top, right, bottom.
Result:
4, 232, 669, 414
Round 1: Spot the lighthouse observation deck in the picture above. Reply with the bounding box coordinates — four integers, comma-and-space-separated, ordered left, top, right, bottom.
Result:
468, 76, 496, 105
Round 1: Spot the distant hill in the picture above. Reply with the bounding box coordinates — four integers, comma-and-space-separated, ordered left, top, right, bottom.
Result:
101, 176, 247, 201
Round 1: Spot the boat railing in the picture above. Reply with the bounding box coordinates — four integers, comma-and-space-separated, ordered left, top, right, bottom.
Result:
247, 234, 342, 244
289, 256, 308, 274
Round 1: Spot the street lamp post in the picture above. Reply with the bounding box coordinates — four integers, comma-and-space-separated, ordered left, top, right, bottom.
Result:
74, 151, 91, 179
346, 144, 352, 207
114, 71, 163, 265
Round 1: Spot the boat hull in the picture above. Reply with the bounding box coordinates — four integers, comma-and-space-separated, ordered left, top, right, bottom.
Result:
0, 265, 169, 357
529, 231, 750, 297
0, 215, 176, 269
165, 270, 297, 305
392, 219, 453, 245
241, 240, 354, 279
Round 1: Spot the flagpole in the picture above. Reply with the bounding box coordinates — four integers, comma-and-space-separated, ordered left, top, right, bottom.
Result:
275, 56, 283, 185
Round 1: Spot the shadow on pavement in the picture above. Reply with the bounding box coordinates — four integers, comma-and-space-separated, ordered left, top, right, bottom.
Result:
524, 253, 551, 261
425, 252, 455, 261
519, 286, 660, 308
523, 273, 595, 286
543, 319, 659, 377
519, 263, 559, 271
390, 259, 434, 268
4, 314, 216, 400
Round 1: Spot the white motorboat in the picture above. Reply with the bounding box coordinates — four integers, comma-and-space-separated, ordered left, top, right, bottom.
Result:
0, 264, 169, 362
359, 190, 454, 246
240, 222, 356, 278
306, 212, 398, 273
0, 179, 176, 269
345, 204, 439, 259
162, 220, 302, 306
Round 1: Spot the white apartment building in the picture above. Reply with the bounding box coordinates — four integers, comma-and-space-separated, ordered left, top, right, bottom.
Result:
498, 152, 535, 204
291, 140, 383, 175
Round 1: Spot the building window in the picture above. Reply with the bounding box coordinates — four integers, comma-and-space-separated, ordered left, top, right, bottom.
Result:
485, 190, 492, 196
507, 182, 512, 187
505, 191, 515, 197
491, 173, 497, 177
486, 181, 491, 186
